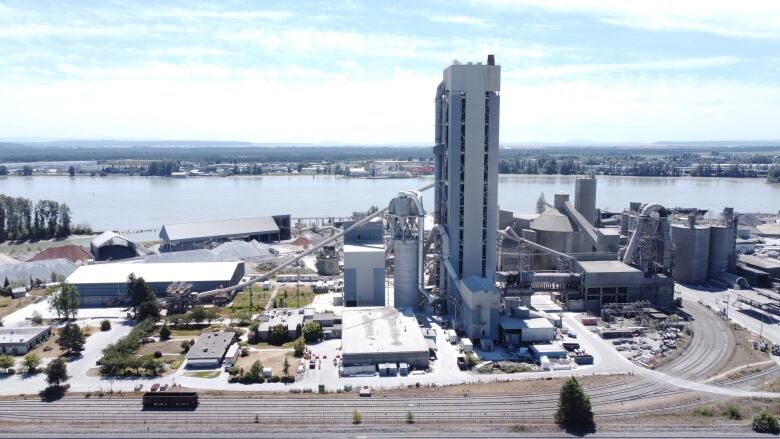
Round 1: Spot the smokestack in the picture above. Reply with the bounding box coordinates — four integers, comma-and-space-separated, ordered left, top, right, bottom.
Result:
487, 54, 495, 65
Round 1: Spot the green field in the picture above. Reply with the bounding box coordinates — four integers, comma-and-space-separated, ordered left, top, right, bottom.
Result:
275, 286, 315, 309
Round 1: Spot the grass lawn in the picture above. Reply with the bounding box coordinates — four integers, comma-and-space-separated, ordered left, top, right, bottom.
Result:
223, 286, 269, 316
168, 328, 203, 337
185, 370, 221, 379
139, 340, 186, 356
274, 286, 315, 309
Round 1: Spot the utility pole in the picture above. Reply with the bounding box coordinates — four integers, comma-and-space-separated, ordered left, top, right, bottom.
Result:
296, 262, 300, 308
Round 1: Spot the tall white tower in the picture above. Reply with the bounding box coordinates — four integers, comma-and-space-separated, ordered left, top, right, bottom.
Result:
433, 55, 501, 339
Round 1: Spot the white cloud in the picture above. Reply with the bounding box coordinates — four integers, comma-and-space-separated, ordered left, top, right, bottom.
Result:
506, 56, 742, 79
159, 8, 294, 21
146, 47, 226, 58
430, 14, 487, 27
216, 29, 438, 59
470, 0, 780, 39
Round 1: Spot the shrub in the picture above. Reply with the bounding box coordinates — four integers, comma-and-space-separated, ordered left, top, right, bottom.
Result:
159, 325, 171, 341
406, 410, 414, 424
280, 375, 295, 384
100, 320, 111, 331
464, 352, 478, 369
673, 296, 682, 307
753, 410, 779, 434
352, 409, 362, 424
268, 324, 290, 346
684, 325, 694, 336
269, 375, 280, 383
153, 351, 162, 359
721, 404, 742, 420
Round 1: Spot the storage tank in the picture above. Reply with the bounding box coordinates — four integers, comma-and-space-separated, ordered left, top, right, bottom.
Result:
574, 175, 597, 225
708, 225, 733, 279
529, 193, 582, 270
393, 239, 419, 310
670, 220, 710, 284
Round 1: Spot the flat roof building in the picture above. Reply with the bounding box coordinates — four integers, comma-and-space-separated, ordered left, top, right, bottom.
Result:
66, 261, 245, 306
341, 307, 429, 370
343, 244, 385, 307
185, 331, 236, 368
0, 326, 52, 355
160, 215, 291, 251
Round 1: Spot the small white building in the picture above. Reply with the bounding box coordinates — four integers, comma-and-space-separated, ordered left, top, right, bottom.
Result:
0, 326, 52, 355
343, 244, 385, 307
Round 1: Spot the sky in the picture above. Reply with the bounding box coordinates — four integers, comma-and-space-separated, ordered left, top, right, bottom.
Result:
0, 0, 779, 145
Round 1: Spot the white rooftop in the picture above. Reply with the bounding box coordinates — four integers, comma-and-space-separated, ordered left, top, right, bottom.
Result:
341, 307, 429, 356
499, 316, 554, 331
66, 261, 241, 284
0, 326, 51, 344
577, 260, 641, 274
343, 243, 385, 253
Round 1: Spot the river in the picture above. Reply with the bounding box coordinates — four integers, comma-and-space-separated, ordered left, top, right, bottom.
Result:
0, 175, 778, 232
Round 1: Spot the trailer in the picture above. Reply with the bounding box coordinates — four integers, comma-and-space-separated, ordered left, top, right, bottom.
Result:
142, 392, 199, 409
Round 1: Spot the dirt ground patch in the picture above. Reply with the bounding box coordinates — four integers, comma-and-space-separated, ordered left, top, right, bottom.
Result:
234, 350, 300, 376
27, 325, 95, 359
0, 290, 46, 319
724, 324, 771, 367
139, 340, 186, 356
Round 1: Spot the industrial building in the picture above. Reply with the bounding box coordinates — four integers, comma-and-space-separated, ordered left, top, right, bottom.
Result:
341, 307, 429, 373
66, 261, 245, 306
666, 208, 741, 286
90, 231, 145, 261
315, 245, 340, 276
258, 308, 341, 341
160, 215, 291, 251
0, 326, 52, 355
185, 331, 236, 368
343, 218, 385, 307
432, 56, 501, 340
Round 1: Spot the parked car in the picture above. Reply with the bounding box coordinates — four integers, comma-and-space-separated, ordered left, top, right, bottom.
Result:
150, 383, 160, 392
160, 384, 169, 391
456, 356, 467, 370
134, 384, 143, 392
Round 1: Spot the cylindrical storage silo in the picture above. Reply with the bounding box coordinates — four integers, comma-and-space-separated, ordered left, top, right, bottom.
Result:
574, 176, 597, 225
708, 225, 733, 279
393, 239, 419, 310
670, 224, 710, 284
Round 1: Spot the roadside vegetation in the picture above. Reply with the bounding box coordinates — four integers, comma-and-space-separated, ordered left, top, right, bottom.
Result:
98, 319, 163, 376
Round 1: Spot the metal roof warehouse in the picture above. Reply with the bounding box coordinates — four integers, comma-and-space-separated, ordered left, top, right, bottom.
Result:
160, 216, 290, 251
66, 261, 245, 306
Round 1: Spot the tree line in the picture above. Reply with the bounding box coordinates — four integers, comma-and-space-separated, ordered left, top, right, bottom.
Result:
0, 195, 87, 241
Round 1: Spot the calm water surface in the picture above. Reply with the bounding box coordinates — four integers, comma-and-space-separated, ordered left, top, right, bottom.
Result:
1, 175, 778, 231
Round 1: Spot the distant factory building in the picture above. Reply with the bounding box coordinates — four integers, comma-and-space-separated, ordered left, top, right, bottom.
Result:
0, 326, 52, 355
160, 215, 291, 252
739, 254, 780, 279
90, 231, 145, 261
66, 261, 245, 306
185, 331, 236, 368
343, 218, 386, 307
341, 308, 429, 373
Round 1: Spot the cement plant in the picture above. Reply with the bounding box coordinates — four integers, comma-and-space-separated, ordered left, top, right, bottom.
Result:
1, 57, 780, 437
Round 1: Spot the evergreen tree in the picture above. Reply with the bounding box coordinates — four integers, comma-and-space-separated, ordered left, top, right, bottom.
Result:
555, 377, 594, 428
57, 323, 86, 354
45, 357, 69, 387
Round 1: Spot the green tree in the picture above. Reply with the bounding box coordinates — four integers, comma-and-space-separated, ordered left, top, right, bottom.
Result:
127, 274, 153, 315
136, 296, 161, 321
0, 354, 15, 372
48, 281, 79, 319
555, 377, 594, 428
189, 306, 207, 324
57, 323, 86, 354
45, 357, 69, 386
100, 319, 111, 331
248, 360, 264, 379
753, 410, 780, 434
268, 324, 289, 346
302, 321, 323, 343
352, 409, 362, 424
282, 355, 290, 376
159, 324, 171, 340
292, 337, 305, 357
22, 353, 41, 374
68, 166, 76, 177
406, 410, 415, 424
